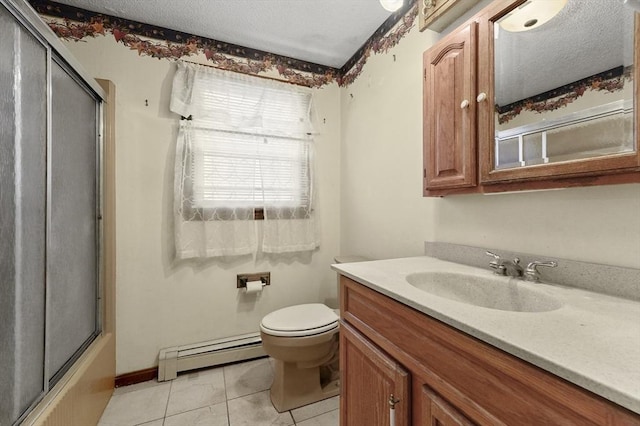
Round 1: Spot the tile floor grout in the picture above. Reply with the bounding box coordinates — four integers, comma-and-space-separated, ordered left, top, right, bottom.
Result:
99, 358, 338, 426
155, 399, 330, 426
222, 367, 230, 426
125, 390, 331, 426
163, 380, 172, 424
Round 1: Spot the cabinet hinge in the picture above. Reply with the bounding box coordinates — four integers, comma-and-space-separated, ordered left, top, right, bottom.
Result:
423, 168, 427, 178
423, 68, 426, 80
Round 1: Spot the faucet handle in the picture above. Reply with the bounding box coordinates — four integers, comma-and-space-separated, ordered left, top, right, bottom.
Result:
524, 260, 558, 282
486, 251, 505, 274
485, 251, 501, 266
485, 251, 500, 260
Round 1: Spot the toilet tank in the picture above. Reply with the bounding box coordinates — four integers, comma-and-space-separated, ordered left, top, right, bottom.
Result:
334, 256, 370, 264
333, 256, 370, 310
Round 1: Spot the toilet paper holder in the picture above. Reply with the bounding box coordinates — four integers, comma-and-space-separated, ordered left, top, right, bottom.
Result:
237, 272, 271, 288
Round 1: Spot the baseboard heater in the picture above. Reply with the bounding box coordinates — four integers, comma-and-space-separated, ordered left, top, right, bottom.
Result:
158, 332, 266, 381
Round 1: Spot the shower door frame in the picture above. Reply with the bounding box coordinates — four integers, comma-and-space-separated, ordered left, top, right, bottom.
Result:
2, 0, 116, 424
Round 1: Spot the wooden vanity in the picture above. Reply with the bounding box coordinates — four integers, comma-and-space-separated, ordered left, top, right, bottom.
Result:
339, 275, 640, 425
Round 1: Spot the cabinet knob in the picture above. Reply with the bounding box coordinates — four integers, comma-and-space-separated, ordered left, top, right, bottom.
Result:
476, 92, 487, 102
460, 99, 470, 109
388, 394, 400, 408
423, 0, 436, 11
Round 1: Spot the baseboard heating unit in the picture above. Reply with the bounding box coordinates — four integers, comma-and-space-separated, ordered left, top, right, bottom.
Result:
158, 332, 266, 381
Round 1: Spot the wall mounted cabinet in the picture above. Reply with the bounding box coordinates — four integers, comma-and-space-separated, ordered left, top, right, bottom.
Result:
423, 22, 477, 190
423, 0, 640, 196
419, 0, 482, 33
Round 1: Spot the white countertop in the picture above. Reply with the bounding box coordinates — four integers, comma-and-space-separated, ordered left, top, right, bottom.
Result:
332, 256, 640, 414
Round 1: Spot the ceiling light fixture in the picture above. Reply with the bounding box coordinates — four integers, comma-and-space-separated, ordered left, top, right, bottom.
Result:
499, 0, 568, 32
624, 0, 640, 12
379, 0, 404, 12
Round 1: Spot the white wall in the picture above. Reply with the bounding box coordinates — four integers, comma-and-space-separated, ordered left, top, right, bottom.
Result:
340, 28, 439, 260
340, 22, 640, 269
64, 12, 640, 373
64, 37, 342, 374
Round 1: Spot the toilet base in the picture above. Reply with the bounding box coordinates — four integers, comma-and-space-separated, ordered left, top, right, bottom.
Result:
269, 358, 340, 412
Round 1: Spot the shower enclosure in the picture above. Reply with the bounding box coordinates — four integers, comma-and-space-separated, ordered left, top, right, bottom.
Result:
1, 1, 114, 424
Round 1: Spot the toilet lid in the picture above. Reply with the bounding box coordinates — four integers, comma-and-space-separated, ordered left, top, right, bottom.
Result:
260, 303, 339, 337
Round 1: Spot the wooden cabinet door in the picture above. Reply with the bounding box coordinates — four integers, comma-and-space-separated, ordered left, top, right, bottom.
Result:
423, 22, 478, 192
422, 386, 475, 426
340, 323, 410, 426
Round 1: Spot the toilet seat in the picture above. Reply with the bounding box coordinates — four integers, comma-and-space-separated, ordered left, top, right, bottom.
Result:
260, 303, 339, 337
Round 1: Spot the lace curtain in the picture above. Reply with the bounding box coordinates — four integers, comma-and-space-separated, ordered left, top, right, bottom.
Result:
170, 62, 319, 259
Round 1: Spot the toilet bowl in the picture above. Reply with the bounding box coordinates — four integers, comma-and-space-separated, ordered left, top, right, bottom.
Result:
260, 303, 340, 412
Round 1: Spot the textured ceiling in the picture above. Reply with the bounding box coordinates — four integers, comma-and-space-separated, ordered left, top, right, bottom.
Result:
495, 0, 635, 106
47, 0, 394, 68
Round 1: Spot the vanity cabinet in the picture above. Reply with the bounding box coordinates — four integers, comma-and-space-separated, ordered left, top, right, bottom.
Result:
339, 275, 640, 425
423, 0, 640, 196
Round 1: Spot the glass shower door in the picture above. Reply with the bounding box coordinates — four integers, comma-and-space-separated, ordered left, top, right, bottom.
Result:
0, 4, 48, 424
46, 57, 100, 386
0, 3, 102, 424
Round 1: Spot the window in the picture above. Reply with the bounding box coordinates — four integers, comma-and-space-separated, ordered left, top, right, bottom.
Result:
170, 62, 319, 258
181, 64, 314, 212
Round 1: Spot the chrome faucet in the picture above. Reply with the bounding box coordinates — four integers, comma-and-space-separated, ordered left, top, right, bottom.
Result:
485, 251, 523, 278
524, 260, 558, 282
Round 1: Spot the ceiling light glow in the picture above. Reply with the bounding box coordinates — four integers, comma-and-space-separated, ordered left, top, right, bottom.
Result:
499, 0, 568, 32
379, 0, 403, 12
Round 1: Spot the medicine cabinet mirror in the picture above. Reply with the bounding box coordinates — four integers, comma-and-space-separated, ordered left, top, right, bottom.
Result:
479, 0, 640, 184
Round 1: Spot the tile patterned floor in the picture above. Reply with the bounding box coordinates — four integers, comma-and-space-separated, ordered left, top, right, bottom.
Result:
98, 358, 339, 426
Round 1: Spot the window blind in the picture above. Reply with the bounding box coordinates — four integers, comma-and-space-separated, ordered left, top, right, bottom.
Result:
191, 128, 311, 208
176, 63, 314, 210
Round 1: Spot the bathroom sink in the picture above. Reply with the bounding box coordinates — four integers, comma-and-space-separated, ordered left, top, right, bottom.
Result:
405, 272, 562, 312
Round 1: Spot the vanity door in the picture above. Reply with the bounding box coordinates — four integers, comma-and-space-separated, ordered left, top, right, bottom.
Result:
422, 386, 476, 426
478, 0, 640, 184
340, 323, 410, 426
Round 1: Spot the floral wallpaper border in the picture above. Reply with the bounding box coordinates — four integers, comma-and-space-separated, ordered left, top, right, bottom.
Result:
340, 0, 417, 77
340, 3, 419, 87
29, 0, 417, 88
497, 66, 634, 125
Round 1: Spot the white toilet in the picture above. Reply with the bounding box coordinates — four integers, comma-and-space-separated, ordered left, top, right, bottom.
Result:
260, 256, 369, 412
260, 303, 340, 412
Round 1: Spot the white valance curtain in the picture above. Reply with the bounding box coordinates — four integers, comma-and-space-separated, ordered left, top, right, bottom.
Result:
170, 62, 319, 259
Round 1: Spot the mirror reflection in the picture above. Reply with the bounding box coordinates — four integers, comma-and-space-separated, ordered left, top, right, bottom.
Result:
493, 0, 635, 170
